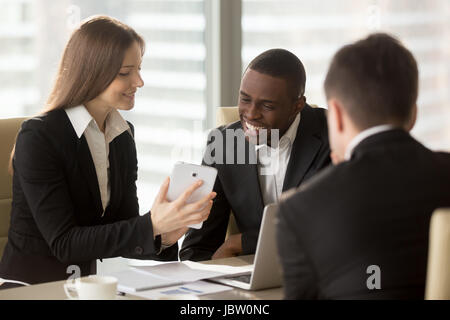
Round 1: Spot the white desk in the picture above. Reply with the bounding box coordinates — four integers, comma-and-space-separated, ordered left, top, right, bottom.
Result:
0, 255, 283, 300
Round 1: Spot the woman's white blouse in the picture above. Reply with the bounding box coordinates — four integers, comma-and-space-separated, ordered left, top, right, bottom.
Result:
65, 105, 132, 215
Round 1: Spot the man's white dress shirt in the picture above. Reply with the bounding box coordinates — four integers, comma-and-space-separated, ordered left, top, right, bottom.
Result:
255, 112, 301, 205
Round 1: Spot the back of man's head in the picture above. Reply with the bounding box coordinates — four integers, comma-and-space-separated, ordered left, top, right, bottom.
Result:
247, 48, 306, 99
324, 33, 418, 130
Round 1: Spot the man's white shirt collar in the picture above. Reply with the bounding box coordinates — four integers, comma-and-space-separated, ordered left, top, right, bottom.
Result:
344, 124, 396, 161
65, 105, 132, 142
64, 105, 132, 214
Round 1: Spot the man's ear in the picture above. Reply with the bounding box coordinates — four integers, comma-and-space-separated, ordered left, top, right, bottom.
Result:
294, 95, 306, 114
405, 104, 417, 132
328, 98, 344, 133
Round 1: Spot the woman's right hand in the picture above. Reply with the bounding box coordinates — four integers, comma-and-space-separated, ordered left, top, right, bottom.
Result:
150, 177, 216, 237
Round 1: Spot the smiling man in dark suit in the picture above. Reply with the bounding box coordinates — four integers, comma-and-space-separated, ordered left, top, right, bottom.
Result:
180, 49, 331, 261
277, 33, 450, 299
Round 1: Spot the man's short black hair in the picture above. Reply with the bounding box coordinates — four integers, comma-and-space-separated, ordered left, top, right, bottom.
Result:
247, 48, 306, 100
324, 33, 418, 130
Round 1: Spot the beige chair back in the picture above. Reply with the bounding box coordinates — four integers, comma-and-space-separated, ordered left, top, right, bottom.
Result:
0, 117, 26, 259
425, 208, 450, 300
216, 106, 239, 127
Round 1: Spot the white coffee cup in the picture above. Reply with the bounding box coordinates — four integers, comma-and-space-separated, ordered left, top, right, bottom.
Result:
64, 276, 118, 300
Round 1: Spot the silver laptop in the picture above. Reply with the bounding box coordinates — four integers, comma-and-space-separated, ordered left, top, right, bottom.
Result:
210, 204, 282, 290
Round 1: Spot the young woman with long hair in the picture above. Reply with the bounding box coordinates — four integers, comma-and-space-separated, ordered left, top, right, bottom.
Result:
0, 15, 215, 286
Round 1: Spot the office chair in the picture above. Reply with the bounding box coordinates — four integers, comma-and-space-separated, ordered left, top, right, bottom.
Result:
0, 117, 27, 260
425, 207, 450, 300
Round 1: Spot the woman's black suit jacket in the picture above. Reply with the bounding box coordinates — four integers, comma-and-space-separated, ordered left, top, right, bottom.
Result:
0, 109, 177, 284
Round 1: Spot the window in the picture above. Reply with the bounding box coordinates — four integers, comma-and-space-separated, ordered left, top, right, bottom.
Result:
0, 0, 208, 212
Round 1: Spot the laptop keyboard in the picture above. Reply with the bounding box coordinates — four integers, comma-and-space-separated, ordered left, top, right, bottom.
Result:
227, 274, 252, 283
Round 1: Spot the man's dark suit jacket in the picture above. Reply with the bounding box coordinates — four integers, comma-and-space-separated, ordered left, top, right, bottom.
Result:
180, 104, 331, 261
0, 109, 176, 285
277, 129, 450, 299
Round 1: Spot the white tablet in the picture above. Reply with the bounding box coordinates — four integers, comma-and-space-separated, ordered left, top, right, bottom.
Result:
166, 162, 218, 229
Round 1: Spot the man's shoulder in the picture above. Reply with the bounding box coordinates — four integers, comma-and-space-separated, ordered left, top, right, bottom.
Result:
303, 104, 329, 135
211, 120, 242, 134
205, 120, 244, 145
429, 151, 450, 184
281, 164, 336, 199
307, 104, 328, 117
280, 161, 354, 211
433, 151, 450, 168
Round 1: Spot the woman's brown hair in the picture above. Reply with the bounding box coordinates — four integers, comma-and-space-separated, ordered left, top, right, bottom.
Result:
46, 15, 145, 111
9, 15, 145, 173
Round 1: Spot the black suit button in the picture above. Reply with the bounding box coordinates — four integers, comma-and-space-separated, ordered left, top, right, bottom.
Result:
135, 246, 143, 255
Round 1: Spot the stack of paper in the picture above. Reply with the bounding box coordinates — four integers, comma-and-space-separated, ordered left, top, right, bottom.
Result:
111, 269, 181, 293
109, 261, 253, 293
132, 280, 233, 300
